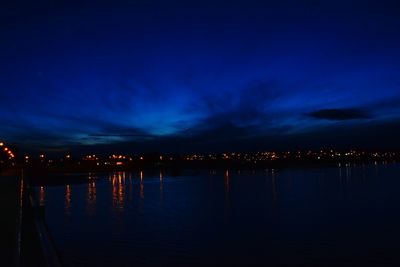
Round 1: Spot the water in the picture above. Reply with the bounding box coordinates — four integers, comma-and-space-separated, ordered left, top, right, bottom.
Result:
37, 164, 400, 266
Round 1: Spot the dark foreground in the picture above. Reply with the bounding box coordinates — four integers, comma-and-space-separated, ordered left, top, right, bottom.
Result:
0, 175, 18, 266
0, 168, 61, 267
32, 163, 400, 266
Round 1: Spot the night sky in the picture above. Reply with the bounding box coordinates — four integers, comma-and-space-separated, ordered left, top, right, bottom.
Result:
2, 0, 400, 154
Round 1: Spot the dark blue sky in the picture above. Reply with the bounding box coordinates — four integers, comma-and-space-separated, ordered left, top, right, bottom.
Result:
2, 0, 400, 154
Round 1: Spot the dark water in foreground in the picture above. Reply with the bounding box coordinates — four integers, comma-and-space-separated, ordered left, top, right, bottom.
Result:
38, 164, 400, 266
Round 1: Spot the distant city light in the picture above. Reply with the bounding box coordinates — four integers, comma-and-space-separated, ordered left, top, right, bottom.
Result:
0, 148, 396, 168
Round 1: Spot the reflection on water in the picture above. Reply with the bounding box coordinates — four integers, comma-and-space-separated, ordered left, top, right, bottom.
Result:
37, 166, 384, 215
39, 186, 45, 206
224, 170, 230, 193
271, 169, 277, 201
159, 171, 163, 202
87, 179, 96, 215
112, 172, 125, 210
140, 171, 144, 200
87, 180, 96, 205
35, 165, 388, 215
37, 163, 400, 266
39, 171, 163, 213
128, 173, 133, 202
65, 185, 71, 213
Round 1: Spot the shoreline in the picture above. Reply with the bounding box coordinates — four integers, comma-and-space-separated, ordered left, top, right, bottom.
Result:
21, 158, 398, 176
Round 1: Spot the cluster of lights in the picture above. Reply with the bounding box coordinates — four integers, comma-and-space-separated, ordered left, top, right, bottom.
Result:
182, 150, 399, 162
109, 155, 133, 161
106, 154, 133, 166
20, 153, 168, 163
84, 155, 99, 161
12, 149, 400, 166
0, 141, 15, 159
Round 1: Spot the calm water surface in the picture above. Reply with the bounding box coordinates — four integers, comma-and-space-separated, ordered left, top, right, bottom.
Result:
37, 164, 400, 266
